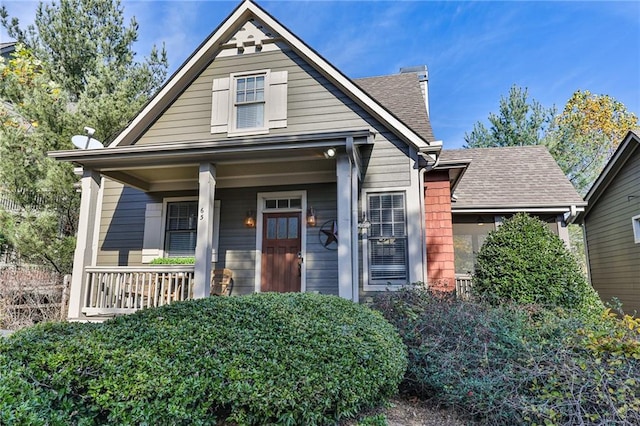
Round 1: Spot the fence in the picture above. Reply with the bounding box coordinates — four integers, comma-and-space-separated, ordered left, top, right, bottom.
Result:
0, 266, 71, 330
455, 274, 473, 300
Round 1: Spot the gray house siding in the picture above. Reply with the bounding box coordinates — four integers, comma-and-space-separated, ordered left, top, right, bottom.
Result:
96, 180, 340, 295
585, 147, 640, 313
135, 49, 411, 187
98, 180, 153, 266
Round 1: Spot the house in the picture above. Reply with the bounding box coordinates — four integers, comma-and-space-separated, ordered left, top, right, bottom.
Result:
437, 146, 586, 285
0, 42, 16, 61
50, 0, 584, 321
578, 131, 640, 314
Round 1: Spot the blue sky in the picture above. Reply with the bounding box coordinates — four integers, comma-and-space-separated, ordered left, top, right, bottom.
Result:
2, 1, 638, 149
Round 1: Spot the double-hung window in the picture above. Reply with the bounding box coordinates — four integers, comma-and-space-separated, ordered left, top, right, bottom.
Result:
211, 70, 288, 136
367, 192, 408, 284
164, 201, 198, 257
235, 74, 265, 130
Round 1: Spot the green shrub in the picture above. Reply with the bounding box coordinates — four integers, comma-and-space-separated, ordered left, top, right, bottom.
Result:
373, 286, 640, 425
0, 293, 406, 425
373, 286, 530, 423
149, 256, 195, 264
473, 213, 602, 315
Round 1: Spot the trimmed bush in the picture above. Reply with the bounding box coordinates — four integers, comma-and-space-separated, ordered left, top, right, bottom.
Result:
473, 213, 602, 315
0, 293, 407, 425
373, 286, 640, 425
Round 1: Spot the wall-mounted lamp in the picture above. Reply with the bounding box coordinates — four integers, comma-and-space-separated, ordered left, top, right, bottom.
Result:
476, 216, 485, 226
358, 212, 371, 229
323, 147, 336, 159
244, 210, 256, 228
307, 207, 317, 227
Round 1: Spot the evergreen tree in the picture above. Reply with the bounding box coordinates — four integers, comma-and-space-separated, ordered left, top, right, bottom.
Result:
464, 85, 555, 148
0, 0, 168, 272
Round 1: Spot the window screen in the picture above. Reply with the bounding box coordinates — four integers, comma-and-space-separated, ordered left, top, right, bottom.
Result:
165, 201, 197, 257
367, 193, 408, 283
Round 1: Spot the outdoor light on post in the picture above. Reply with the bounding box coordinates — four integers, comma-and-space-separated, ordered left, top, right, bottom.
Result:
244, 210, 256, 228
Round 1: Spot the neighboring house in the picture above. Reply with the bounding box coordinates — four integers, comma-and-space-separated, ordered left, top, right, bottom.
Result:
578, 131, 640, 314
0, 42, 16, 61
437, 146, 587, 280
50, 0, 584, 321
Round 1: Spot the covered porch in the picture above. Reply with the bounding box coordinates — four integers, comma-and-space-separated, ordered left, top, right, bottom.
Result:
51, 130, 371, 321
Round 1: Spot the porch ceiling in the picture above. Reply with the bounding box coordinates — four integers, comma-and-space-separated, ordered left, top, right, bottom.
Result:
101, 158, 337, 191
50, 129, 372, 191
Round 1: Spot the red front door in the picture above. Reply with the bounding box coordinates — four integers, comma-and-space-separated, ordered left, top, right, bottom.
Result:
261, 212, 302, 292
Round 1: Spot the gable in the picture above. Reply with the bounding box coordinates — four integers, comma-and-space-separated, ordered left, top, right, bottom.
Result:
108, 0, 433, 153
136, 47, 400, 146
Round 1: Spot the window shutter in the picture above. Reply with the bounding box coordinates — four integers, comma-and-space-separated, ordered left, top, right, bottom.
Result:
268, 70, 287, 128
211, 77, 230, 133
142, 203, 163, 263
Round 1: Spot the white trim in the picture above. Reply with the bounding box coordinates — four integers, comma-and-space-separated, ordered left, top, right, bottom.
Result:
452, 207, 585, 214
407, 148, 424, 285
228, 69, 270, 136
361, 186, 414, 292
160, 196, 221, 262
632, 214, 640, 244
254, 190, 307, 293
68, 169, 101, 319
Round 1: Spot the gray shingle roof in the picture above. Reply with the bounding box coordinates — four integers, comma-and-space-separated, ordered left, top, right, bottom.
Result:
354, 73, 436, 143
440, 145, 586, 210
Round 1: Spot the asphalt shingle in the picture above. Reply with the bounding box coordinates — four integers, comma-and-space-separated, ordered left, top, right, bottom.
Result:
355, 73, 436, 143
440, 146, 586, 209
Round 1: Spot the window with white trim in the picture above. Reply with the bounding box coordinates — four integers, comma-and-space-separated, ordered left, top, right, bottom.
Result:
211, 70, 288, 136
235, 74, 265, 129
367, 192, 408, 284
141, 199, 220, 263
633, 214, 640, 244
164, 201, 198, 257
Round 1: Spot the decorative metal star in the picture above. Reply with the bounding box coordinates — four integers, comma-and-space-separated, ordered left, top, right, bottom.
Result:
320, 220, 338, 248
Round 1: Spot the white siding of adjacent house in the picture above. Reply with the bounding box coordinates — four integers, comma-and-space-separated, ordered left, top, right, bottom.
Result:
585, 148, 640, 314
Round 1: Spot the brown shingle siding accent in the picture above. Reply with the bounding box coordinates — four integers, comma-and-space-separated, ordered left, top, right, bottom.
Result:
424, 171, 455, 292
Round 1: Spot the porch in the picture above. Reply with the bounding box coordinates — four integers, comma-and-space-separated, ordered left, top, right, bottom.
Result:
81, 266, 233, 317
52, 130, 373, 321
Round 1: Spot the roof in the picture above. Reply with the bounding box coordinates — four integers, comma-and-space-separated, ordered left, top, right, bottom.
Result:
579, 130, 640, 220
106, 0, 435, 154
355, 73, 435, 142
439, 145, 586, 211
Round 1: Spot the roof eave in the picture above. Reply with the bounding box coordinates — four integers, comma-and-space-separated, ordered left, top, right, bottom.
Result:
108, 0, 431, 151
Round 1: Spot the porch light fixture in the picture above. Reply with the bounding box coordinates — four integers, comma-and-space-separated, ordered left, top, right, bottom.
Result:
244, 210, 256, 228
323, 147, 336, 159
306, 207, 317, 227
358, 212, 371, 230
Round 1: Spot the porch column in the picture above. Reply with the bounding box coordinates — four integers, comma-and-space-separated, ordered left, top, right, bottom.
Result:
336, 153, 354, 300
194, 163, 216, 299
68, 168, 101, 320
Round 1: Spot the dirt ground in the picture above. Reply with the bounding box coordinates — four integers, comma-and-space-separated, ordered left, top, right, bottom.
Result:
344, 395, 467, 426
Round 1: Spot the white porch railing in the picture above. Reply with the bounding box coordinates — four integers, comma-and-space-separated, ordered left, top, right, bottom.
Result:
455, 274, 473, 300
82, 266, 195, 317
